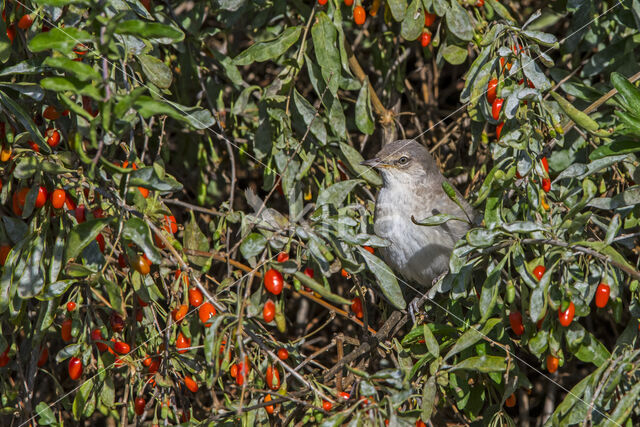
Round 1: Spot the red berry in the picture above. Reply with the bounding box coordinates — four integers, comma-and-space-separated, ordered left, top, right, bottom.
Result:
339, 391, 350, 400
91, 329, 108, 352
546, 354, 559, 373
541, 157, 549, 174
110, 312, 125, 332
43, 106, 60, 121
277, 348, 289, 360
35, 186, 48, 208
491, 98, 504, 120
476, 0, 484, 6
424, 12, 436, 27
277, 252, 289, 262
487, 78, 498, 105
75, 205, 86, 223
118, 253, 127, 269
18, 14, 33, 30
508, 311, 524, 336
68, 357, 83, 380
0, 348, 8, 367
266, 365, 280, 390
496, 122, 504, 140
37, 347, 48, 367
163, 215, 178, 234
558, 301, 575, 327
134, 397, 146, 416
264, 268, 284, 295
595, 283, 610, 308
351, 298, 363, 319
61, 318, 73, 342
318, 0, 328, 5
420, 31, 432, 48
176, 332, 191, 354
533, 265, 545, 281
323, 400, 333, 411
96, 233, 105, 253
114, 341, 130, 354
542, 178, 551, 193
263, 300, 276, 323
303, 267, 314, 278
66, 301, 76, 312
46, 128, 61, 148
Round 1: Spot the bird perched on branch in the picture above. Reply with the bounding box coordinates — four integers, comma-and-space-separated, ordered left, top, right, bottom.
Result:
362, 140, 475, 289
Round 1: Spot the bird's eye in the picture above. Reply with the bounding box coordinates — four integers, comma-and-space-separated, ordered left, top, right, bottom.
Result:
397, 156, 409, 165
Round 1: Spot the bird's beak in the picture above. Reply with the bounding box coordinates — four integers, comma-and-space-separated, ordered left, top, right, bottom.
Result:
361, 158, 383, 168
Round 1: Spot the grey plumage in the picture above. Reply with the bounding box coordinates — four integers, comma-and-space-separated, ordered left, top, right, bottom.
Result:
362, 140, 474, 287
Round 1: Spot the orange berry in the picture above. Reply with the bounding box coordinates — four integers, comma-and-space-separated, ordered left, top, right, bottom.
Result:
50, 189, 66, 209
277, 348, 289, 360
184, 375, 198, 392
353, 5, 366, 25
188, 287, 203, 307
172, 304, 188, 323
198, 302, 216, 327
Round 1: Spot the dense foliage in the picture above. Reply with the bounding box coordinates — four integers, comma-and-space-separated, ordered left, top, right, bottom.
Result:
1, 0, 640, 425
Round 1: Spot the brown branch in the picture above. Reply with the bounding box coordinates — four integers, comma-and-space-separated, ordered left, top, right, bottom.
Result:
344, 41, 395, 143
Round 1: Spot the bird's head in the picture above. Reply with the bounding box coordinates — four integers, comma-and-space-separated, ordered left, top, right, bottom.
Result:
361, 140, 439, 187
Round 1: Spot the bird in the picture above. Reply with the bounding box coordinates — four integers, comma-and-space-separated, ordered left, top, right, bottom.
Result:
361, 139, 475, 289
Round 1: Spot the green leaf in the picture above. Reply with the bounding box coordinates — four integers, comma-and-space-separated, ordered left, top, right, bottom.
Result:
35, 402, 57, 426
122, 217, 162, 264
355, 82, 375, 135
388, 0, 408, 21
479, 256, 508, 323
441, 43, 468, 65
40, 76, 103, 100
521, 54, 551, 91
0, 82, 44, 101
64, 218, 113, 262
0, 90, 47, 149
316, 179, 362, 207
234, 26, 301, 65
412, 213, 466, 226
486, 0, 516, 23
43, 56, 101, 81
292, 270, 352, 305
586, 186, 640, 209
423, 324, 440, 358
550, 91, 599, 133
128, 166, 183, 193
18, 236, 45, 298
114, 21, 184, 42
422, 375, 436, 421
522, 30, 558, 47
446, 1, 473, 41
450, 355, 507, 373
566, 323, 610, 366
240, 233, 267, 259
73, 378, 93, 420
55, 343, 81, 363
311, 14, 340, 95
138, 54, 173, 89
133, 96, 215, 129
184, 215, 210, 267
357, 247, 406, 309
29, 27, 92, 53
611, 72, 640, 112
603, 382, 640, 426
339, 142, 382, 186
400, 0, 425, 41
444, 319, 500, 360
292, 89, 326, 143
